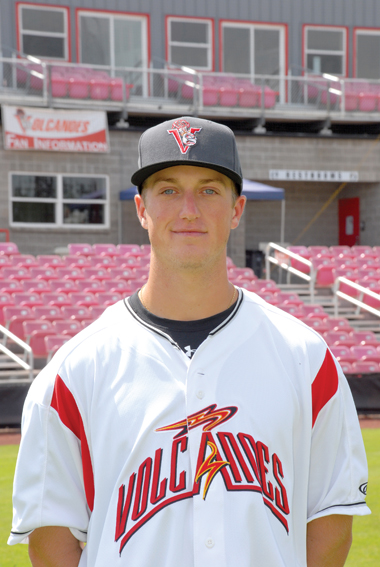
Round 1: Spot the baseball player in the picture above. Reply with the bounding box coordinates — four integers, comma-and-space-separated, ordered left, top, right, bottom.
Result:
9, 117, 370, 567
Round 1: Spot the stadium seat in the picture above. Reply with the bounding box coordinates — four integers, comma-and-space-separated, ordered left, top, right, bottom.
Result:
103, 280, 134, 294
351, 246, 377, 258
29, 328, 60, 357
56, 267, 85, 281
329, 246, 354, 256
117, 244, 142, 257
30, 267, 58, 281
339, 361, 354, 374
278, 304, 305, 318
274, 292, 304, 307
0, 255, 12, 269
0, 279, 23, 294
45, 334, 71, 363
351, 345, 380, 363
116, 256, 142, 269
350, 331, 378, 346
352, 361, 380, 374
228, 267, 256, 280
69, 292, 99, 307
325, 317, 354, 333
0, 242, 19, 255
256, 291, 280, 306
3, 306, 34, 341
0, 293, 15, 326
93, 244, 119, 257
37, 255, 66, 268
62, 305, 91, 322
89, 305, 107, 319
12, 293, 43, 308
316, 265, 335, 286
301, 318, 330, 334
324, 331, 356, 347
11, 254, 39, 268
32, 306, 64, 322
95, 292, 122, 306
52, 319, 82, 336
64, 255, 92, 268
109, 267, 135, 280
238, 281, 260, 292
42, 292, 72, 307
22, 279, 51, 294
68, 243, 95, 256
76, 279, 106, 293
256, 280, 280, 292
330, 345, 357, 363
83, 268, 111, 281
308, 246, 332, 257
49, 280, 79, 294
23, 320, 53, 342
302, 305, 328, 318
2, 267, 31, 281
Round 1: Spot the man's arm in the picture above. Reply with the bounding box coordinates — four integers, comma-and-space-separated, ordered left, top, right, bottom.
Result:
29, 526, 82, 567
307, 514, 353, 567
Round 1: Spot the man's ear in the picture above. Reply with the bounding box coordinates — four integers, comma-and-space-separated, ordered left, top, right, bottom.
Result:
231, 195, 246, 230
135, 194, 149, 230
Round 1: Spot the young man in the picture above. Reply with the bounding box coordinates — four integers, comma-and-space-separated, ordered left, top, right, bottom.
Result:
9, 117, 369, 567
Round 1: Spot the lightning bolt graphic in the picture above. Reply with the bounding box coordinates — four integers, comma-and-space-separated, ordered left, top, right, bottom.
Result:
195, 441, 229, 500
156, 404, 238, 438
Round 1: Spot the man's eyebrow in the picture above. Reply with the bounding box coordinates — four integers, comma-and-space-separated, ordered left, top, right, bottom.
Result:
153, 177, 226, 185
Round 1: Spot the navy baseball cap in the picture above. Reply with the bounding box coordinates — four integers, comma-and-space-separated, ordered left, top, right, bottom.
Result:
131, 116, 243, 194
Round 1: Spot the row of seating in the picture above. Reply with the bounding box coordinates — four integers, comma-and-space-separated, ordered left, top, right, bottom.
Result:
306, 79, 380, 112
0, 242, 150, 258
168, 72, 277, 108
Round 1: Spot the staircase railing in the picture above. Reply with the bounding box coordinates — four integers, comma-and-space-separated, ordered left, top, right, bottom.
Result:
0, 323, 34, 380
333, 277, 380, 318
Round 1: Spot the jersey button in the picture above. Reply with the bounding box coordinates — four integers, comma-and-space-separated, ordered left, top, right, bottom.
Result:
196, 390, 205, 399
205, 538, 215, 548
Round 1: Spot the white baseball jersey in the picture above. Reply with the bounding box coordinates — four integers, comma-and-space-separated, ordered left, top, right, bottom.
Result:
9, 289, 370, 567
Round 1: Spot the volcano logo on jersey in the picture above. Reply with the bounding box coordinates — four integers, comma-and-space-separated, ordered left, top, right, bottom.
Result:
156, 403, 237, 438
167, 119, 202, 154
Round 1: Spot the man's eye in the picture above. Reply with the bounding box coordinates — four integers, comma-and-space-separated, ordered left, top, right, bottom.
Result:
163, 188, 175, 194
204, 188, 216, 194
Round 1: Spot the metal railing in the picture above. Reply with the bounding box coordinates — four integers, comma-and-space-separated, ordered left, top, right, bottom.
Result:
265, 242, 316, 301
333, 277, 380, 319
2, 57, 380, 122
0, 323, 34, 380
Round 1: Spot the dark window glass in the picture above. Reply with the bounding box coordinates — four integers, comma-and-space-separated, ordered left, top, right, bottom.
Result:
254, 29, 280, 75
171, 22, 208, 44
223, 27, 250, 74
63, 177, 107, 200
13, 202, 55, 223
12, 175, 57, 198
22, 8, 64, 33
22, 35, 64, 58
170, 46, 208, 68
307, 54, 343, 75
357, 35, 380, 79
80, 16, 110, 66
307, 30, 343, 51
63, 204, 104, 224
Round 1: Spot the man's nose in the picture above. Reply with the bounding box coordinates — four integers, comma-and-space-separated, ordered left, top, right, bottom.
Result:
179, 193, 200, 220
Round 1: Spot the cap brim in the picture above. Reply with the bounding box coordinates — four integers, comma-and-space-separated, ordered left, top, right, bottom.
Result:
131, 160, 243, 194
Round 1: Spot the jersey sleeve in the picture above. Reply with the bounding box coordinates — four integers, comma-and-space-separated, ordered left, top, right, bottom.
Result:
8, 366, 91, 545
307, 348, 371, 522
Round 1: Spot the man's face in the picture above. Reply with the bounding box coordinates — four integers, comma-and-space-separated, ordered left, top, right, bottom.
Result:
135, 165, 246, 271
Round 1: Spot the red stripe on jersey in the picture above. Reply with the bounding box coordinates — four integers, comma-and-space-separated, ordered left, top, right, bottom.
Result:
312, 349, 339, 427
51, 374, 95, 511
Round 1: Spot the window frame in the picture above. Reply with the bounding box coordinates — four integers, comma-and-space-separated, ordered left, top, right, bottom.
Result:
353, 27, 380, 78
16, 2, 71, 61
166, 15, 215, 71
220, 19, 288, 77
76, 8, 150, 69
9, 172, 110, 230
302, 24, 349, 77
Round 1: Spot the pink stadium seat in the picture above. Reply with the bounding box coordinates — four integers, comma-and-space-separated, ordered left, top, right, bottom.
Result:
228, 267, 256, 280
43, 292, 72, 307
308, 246, 332, 257
62, 305, 91, 322
274, 292, 304, 306
95, 292, 122, 305
68, 243, 95, 256
237, 81, 259, 108
37, 255, 66, 268
83, 267, 111, 281
352, 361, 380, 374
4, 306, 34, 341
0, 293, 15, 326
256, 291, 280, 306
357, 268, 380, 280
29, 328, 59, 358
255, 280, 280, 292
219, 85, 238, 106
0, 279, 23, 294
22, 279, 51, 294
89, 305, 107, 319
128, 280, 145, 293
325, 317, 354, 333
202, 84, 219, 106
68, 76, 89, 99
116, 244, 142, 257
45, 334, 71, 362
330, 345, 357, 363
90, 76, 110, 100
2, 267, 31, 281
351, 345, 380, 363
362, 290, 380, 309
302, 304, 328, 318
312, 257, 335, 269
49, 279, 79, 294
0, 255, 12, 269
316, 265, 335, 286
238, 281, 260, 292
52, 319, 82, 336
91, 255, 117, 268
32, 305, 64, 322
329, 246, 353, 256
69, 292, 99, 307
76, 279, 106, 293
30, 267, 58, 281
109, 267, 135, 280
12, 293, 43, 308
350, 331, 379, 346
103, 280, 134, 294
56, 267, 85, 281
23, 320, 53, 342
109, 79, 132, 101
0, 242, 19, 255
324, 331, 356, 347
64, 255, 92, 268
11, 254, 39, 267
339, 361, 354, 374
351, 246, 377, 258
115, 256, 142, 269
92, 244, 119, 257
132, 267, 149, 279
51, 72, 69, 97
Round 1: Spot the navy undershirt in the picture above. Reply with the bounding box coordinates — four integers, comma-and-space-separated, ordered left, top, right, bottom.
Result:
129, 290, 237, 358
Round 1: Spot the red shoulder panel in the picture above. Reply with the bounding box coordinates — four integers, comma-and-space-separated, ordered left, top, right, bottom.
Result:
51, 374, 94, 511
312, 349, 339, 427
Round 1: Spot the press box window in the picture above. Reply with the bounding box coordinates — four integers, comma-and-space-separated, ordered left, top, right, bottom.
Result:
17, 4, 69, 60
355, 30, 380, 79
167, 17, 213, 70
10, 173, 108, 228
304, 26, 347, 76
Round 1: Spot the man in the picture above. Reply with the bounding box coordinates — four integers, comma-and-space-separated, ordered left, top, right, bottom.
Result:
9, 117, 370, 566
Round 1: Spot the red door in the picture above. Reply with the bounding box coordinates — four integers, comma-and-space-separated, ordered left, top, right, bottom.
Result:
338, 198, 360, 246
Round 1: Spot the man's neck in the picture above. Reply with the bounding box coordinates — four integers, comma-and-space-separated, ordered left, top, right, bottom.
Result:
140, 256, 235, 321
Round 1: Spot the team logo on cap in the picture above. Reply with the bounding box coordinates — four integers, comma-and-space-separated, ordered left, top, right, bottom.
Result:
167, 119, 202, 154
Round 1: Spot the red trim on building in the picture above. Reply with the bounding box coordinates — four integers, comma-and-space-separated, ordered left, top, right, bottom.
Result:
16, 2, 71, 61
219, 19, 288, 76
75, 8, 150, 67
312, 349, 339, 427
165, 15, 215, 71
50, 374, 95, 511
353, 27, 380, 78
302, 23, 349, 77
